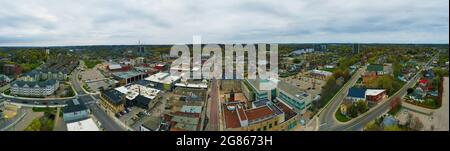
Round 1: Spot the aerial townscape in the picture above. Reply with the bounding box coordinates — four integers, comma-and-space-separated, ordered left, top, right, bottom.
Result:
0, 44, 448, 131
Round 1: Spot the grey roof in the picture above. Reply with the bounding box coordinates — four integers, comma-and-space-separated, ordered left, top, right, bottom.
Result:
63, 99, 88, 113
142, 116, 162, 131
11, 79, 58, 88
103, 89, 125, 104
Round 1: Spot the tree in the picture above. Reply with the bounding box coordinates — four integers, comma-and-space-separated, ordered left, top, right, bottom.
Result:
390, 97, 402, 111
407, 88, 414, 95
356, 100, 369, 114
24, 119, 42, 131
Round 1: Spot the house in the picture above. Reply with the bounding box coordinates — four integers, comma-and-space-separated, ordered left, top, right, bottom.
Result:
63, 99, 90, 123
418, 79, 430, 92
367, 64, 384, 75
409, 87, 426, 102
340, 100, 352, 115
424, 69, 435, 79
0, 74, 11, 86
346, 87, 367, 103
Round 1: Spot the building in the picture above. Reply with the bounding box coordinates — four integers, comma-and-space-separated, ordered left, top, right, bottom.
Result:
175, 79, 208, 89
114, 84, 161, 109
66, 118, 100, 131
63, 99, 90, 123
3, 64, 22, 78
0, 74, 11, 86
108, 63, 123, 72
222, 101, 299, 131
365, 89, 387, 105
100, 89, 126, 114
222, 101, 283, 131
10, 79, 59, 97
309, 69, 333, 80
140, 116, 163, 131
21, 69, 69, 81
244, 78, 278, 102
346, 87, 366, 103
367, 64, 385, 75
145, 72, 181, 91
276, 81, 312, 114
112, 71, 148, 86
352, 43, 360, 54
340, 100, 352, 115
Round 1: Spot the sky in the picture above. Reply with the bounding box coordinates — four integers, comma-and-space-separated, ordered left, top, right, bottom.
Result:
0, 0, 448, 46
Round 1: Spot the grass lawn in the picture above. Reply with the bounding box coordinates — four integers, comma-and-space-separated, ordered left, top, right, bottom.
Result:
335, 109, 351, 122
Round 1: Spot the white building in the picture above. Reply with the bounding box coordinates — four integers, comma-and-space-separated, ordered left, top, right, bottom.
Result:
10, 79, 59, 97
66, 118, 100, 131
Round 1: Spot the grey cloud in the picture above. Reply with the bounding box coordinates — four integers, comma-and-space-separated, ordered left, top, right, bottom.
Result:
0, 0, 448, 46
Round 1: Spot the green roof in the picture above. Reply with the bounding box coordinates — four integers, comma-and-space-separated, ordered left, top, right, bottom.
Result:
367, 64, 384, 72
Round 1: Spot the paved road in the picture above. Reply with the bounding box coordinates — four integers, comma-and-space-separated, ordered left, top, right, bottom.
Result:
207, 78, 219, 131
319, 55, 436, 131
72, 66, 125, 131
318, 66, 366, 130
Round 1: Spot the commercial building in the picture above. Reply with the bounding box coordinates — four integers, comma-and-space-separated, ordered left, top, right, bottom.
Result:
276, 81, 312, 114
63, 99, 90, 123
222, 101, 299, 131
244, 78, 278, 102
112, 71, 148, 86
114, 84, 161, 109
175, 79, 208, 89
365, 89, 387, 104
10, 79, 59, 97
243, 79, 312, 114
100, 89, 126, 114
145, 72, 181, 91
346, 87, 387, 104
309, 69, 333, 80
66, 118, 100, 131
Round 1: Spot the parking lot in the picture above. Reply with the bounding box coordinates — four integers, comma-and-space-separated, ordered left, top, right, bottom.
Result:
80, 66, 114, 92
281, 74, 325, 98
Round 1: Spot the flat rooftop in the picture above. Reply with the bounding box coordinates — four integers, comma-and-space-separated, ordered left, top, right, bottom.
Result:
112, 71, 146, 79
145, 72, 181, 84
114, 84, 160, 100
66, 118, 100, 131
277, 80, 311, 102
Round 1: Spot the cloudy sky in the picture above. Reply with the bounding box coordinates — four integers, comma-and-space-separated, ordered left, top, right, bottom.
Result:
0, 0, 448, 46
